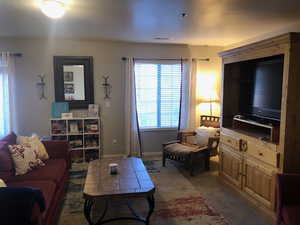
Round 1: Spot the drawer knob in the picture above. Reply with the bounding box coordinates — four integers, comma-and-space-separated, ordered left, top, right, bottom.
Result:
259, 152, 263, 156
227, 140, 231, 143
240, 139, 248, 152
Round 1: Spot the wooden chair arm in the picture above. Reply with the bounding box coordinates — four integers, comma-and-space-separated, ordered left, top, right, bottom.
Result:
163, 140, 180, 147
179, 130, 196, 136
208, 137, 220, 150
178, 130, 197, 143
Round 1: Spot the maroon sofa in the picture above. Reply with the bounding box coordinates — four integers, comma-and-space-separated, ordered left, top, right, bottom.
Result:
276, 173, 300, 225
0, 132, 70, 225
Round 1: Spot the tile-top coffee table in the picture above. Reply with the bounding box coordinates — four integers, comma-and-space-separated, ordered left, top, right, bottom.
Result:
83, 157, 155, 225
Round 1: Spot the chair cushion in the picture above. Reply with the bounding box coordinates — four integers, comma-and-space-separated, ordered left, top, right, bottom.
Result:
7, 180, 56, 216
1, 132, 17, 145
8, 159, 67, 185
0, 141, 14, 180
165, 143, 199, 155
195, 126, 219, 147
282, 205, 300, 225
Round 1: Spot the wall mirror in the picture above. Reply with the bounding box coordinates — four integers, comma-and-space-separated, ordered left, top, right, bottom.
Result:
54, 56, 94, 109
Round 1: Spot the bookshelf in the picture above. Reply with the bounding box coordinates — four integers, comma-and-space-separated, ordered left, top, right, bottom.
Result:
50, 117, 100, 162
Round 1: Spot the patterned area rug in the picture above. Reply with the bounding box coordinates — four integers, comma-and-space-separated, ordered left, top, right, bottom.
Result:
58, 159, 229, 225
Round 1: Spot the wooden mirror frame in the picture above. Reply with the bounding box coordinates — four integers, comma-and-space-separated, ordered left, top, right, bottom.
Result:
54, 56, 94, 109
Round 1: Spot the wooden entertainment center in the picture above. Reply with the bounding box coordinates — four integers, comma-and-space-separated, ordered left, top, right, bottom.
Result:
219, 33, 300, 216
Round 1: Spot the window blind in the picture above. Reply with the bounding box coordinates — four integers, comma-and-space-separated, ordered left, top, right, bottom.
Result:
135, 62, 182, 129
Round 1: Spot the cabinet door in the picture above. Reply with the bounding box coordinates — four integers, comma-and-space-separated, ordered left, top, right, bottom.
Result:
243, 158, 276, 210
219, 147, 243, 189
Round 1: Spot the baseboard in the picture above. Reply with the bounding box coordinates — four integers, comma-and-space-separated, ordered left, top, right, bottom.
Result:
102, 154, 126, 159
143, 152, 162, 157
102, 152, 162, 158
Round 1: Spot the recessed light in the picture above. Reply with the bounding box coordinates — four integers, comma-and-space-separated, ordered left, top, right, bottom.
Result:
40, 0, 66, 19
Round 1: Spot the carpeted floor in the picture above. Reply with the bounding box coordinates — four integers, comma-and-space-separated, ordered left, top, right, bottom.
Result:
58, 157, 272, 225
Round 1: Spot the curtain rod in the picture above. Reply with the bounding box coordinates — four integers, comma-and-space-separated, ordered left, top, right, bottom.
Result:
121, 57, 209, 61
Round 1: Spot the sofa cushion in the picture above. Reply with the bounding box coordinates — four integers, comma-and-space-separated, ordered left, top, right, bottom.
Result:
8, 159, 67, 185
1, 132, 17, 145
7, 180, 56, 216
0, 141, 14, 180
282, 205, 300, 225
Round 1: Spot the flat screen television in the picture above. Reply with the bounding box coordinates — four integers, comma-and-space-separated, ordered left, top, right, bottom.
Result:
242, 55, 284, 121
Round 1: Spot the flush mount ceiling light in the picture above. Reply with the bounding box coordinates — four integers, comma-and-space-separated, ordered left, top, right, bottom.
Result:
40, 0, 66, 19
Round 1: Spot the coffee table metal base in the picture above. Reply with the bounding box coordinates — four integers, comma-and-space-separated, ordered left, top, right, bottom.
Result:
84, 195, 155, 225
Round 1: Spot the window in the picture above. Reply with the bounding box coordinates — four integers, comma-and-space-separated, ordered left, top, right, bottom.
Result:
0, 68, 10, 137
135, 62, 182, 129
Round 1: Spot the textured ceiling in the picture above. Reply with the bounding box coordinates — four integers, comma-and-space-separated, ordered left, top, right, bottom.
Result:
1, 0, 300, 46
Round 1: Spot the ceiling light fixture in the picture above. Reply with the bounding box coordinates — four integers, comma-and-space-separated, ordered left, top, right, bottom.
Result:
40, 0, 66, 19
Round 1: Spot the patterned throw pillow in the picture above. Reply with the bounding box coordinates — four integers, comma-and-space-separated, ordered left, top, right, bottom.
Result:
17, 135, 49, 161
0, 179, 6, 187
8, 143, 45, 175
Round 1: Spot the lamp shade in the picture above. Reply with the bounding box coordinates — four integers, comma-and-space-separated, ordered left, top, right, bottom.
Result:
197, 73, 219, 103
198, 89, 219, 103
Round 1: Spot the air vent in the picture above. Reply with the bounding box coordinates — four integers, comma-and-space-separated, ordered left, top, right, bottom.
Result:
154, 37, 169, 40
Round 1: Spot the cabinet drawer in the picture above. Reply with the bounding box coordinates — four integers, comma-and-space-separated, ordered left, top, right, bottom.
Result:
246, 142, 278, 167
220, 134, 240, 150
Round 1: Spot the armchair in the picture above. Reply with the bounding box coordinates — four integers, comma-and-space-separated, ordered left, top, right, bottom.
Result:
162, 115, 220, 176
276, 173, 300, 225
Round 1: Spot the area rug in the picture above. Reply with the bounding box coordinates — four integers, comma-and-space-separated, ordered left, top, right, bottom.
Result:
58, 160, 229, 225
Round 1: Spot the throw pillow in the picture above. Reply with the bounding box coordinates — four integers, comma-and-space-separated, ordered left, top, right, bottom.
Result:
8, 143, 45, 176
195, 126, 220, 147
0, 179, 6, 187
17, 135, 49, 161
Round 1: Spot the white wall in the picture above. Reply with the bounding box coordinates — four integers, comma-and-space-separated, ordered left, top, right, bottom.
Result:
0, 38, 223, 155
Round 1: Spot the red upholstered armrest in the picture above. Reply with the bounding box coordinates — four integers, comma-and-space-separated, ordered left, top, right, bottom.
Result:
42, 140, 71, 169
276, 173, 300, 225
31, 202, 43, 225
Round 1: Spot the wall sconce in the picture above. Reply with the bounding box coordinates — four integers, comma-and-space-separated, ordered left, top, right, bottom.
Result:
36, 74, 46, 100
102, 76, 112, 107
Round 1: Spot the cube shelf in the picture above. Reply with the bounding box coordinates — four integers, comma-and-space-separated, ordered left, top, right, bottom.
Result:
50, 117, 101, 162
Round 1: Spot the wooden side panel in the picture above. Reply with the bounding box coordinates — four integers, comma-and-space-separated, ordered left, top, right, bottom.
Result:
282, 41, 300, 173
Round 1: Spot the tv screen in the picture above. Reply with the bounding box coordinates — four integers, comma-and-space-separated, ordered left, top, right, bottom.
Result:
250, 55, 283, 120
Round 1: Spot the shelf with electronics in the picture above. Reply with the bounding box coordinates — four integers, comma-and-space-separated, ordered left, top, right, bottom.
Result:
50, 117, 100, 162
219, 33, 300, 219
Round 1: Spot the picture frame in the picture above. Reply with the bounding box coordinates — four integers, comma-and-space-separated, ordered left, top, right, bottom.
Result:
64, 71, 74, 82
64, 84, 75, 94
